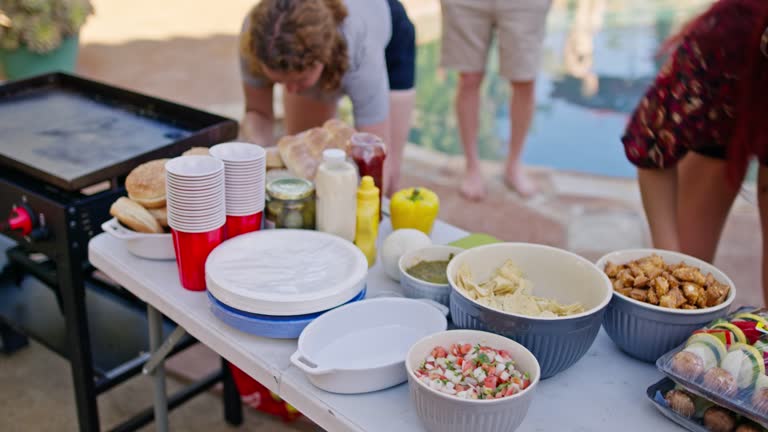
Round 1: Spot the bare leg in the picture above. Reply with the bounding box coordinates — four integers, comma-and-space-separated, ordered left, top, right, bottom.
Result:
282, 91, 337, 135
758, 166, 768, 305
638, 167, 680, 251
504, 80, 537, 197
456, 72, 486, 201
676, 153, 742, 262
385, 89, 416, 197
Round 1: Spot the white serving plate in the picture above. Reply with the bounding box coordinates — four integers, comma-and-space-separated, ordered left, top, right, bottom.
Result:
291, 297, 448, 394
101, 218, 175, 260
205, 230, 368, 316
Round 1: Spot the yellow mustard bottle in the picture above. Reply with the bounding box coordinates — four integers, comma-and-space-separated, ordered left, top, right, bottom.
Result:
355, 176, 380, 267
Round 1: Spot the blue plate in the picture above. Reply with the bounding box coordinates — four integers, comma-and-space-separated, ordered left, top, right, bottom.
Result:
208, 287, 367, 339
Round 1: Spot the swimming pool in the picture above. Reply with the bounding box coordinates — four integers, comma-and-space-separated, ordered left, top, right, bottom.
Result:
409, 0, 714, 178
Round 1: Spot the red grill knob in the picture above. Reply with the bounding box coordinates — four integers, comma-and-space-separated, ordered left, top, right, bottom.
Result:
3, 204, 35, 237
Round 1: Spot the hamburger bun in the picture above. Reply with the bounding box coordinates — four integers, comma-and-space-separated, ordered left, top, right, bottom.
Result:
148, 207, 168, 227
266, 146, 285, 169
182, 147, 210, 156
110, 197, 163, 234
126, 159, 168, 209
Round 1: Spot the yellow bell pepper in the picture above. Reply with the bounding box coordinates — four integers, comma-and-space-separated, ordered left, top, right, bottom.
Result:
390, 187, 439, 235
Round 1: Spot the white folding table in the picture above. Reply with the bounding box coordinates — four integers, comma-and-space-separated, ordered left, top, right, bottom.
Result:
88, 219, 676, 431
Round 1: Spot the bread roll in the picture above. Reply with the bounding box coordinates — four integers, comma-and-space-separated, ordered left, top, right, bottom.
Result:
323, 118, 355, 145
126, 159, 168, 209
183, 147, 210, 156
110, 197, 163, 234
266, 146, 285, 169
148, 207, 168, 227
277, 119, 355, 180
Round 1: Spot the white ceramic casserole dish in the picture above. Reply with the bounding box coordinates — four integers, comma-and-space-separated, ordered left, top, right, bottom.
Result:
101, 218, 174, 260
290, 297, 448, 394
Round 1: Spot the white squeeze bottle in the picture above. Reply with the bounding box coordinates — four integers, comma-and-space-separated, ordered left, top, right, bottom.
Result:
315, 149, 358, 241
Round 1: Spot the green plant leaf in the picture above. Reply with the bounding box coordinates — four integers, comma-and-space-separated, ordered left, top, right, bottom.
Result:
1, 0, 92, 51
23, 16, 61, 53
20, 0, 49, 14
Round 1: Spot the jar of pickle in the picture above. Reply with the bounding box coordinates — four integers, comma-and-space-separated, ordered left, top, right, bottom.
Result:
265, 178, 316, 229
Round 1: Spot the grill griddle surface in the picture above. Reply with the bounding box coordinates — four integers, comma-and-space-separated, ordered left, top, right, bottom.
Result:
0, 87, 192, 186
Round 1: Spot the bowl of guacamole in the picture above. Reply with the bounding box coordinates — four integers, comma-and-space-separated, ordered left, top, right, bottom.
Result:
399, 245, 464, 306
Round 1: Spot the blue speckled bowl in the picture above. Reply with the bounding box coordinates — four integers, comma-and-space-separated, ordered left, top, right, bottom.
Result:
596, 249, 736, 363
447, 243, 613, 379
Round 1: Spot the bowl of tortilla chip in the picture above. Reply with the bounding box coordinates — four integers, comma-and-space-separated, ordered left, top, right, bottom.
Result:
446, 243, 612, 378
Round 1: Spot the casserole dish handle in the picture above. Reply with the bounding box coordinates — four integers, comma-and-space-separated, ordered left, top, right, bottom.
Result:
101, 218, 139, 240
290, 350, 336, 375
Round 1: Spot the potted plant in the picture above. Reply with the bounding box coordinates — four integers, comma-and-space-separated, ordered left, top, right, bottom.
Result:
0, 0, 94, 80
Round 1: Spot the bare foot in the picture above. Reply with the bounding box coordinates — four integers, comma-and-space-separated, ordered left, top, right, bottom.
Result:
460, 171, 487, 201
504, 164, 537, 198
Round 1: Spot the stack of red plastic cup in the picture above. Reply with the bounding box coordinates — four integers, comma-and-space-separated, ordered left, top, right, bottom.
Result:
209, 142, 266, 238
166, 156, 226, 291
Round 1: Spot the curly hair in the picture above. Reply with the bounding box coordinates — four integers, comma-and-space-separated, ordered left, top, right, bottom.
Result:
240, 0, 349, 91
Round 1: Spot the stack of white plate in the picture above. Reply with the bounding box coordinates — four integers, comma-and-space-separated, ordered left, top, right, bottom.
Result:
165, 156, 226, 232
209, 142, 266, 216
204, 230, 369, 337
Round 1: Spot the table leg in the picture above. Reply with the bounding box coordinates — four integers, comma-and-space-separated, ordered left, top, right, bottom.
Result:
58, 237, 99, 432
221, 358, 244, 426
147, 305, 169, 432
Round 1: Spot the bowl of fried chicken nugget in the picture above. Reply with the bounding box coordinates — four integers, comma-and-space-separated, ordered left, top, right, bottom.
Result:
595, 249, 736, 363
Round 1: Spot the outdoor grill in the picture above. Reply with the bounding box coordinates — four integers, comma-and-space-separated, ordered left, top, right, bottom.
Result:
0, 73, 242, 432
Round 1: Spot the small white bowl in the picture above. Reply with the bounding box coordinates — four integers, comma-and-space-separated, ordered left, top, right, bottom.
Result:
399, 245, 463, 306
406, 330, 540, 432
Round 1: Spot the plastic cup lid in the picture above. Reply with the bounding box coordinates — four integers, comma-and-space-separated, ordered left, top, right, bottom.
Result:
168, 220, 225, 233
167, 201, 226, 212
166, 181, 224, 191
210, 142, 266, 162
225, 207, 265, 217
166, 156, 224, 177
168, 210, 225, 222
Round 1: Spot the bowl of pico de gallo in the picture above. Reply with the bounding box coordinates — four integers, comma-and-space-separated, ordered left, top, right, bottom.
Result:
406, 330, 540, 432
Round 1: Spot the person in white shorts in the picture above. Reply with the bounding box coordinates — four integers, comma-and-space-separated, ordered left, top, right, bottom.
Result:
441, 0, 552, 199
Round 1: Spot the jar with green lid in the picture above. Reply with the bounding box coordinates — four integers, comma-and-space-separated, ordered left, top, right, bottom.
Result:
265, 177, 316, 229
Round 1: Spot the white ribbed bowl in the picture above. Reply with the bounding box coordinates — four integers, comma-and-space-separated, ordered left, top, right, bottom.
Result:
406, 330, 539, 432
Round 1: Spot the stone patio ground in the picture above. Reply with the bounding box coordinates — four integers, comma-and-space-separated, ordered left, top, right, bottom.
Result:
0, 0, 762, 430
